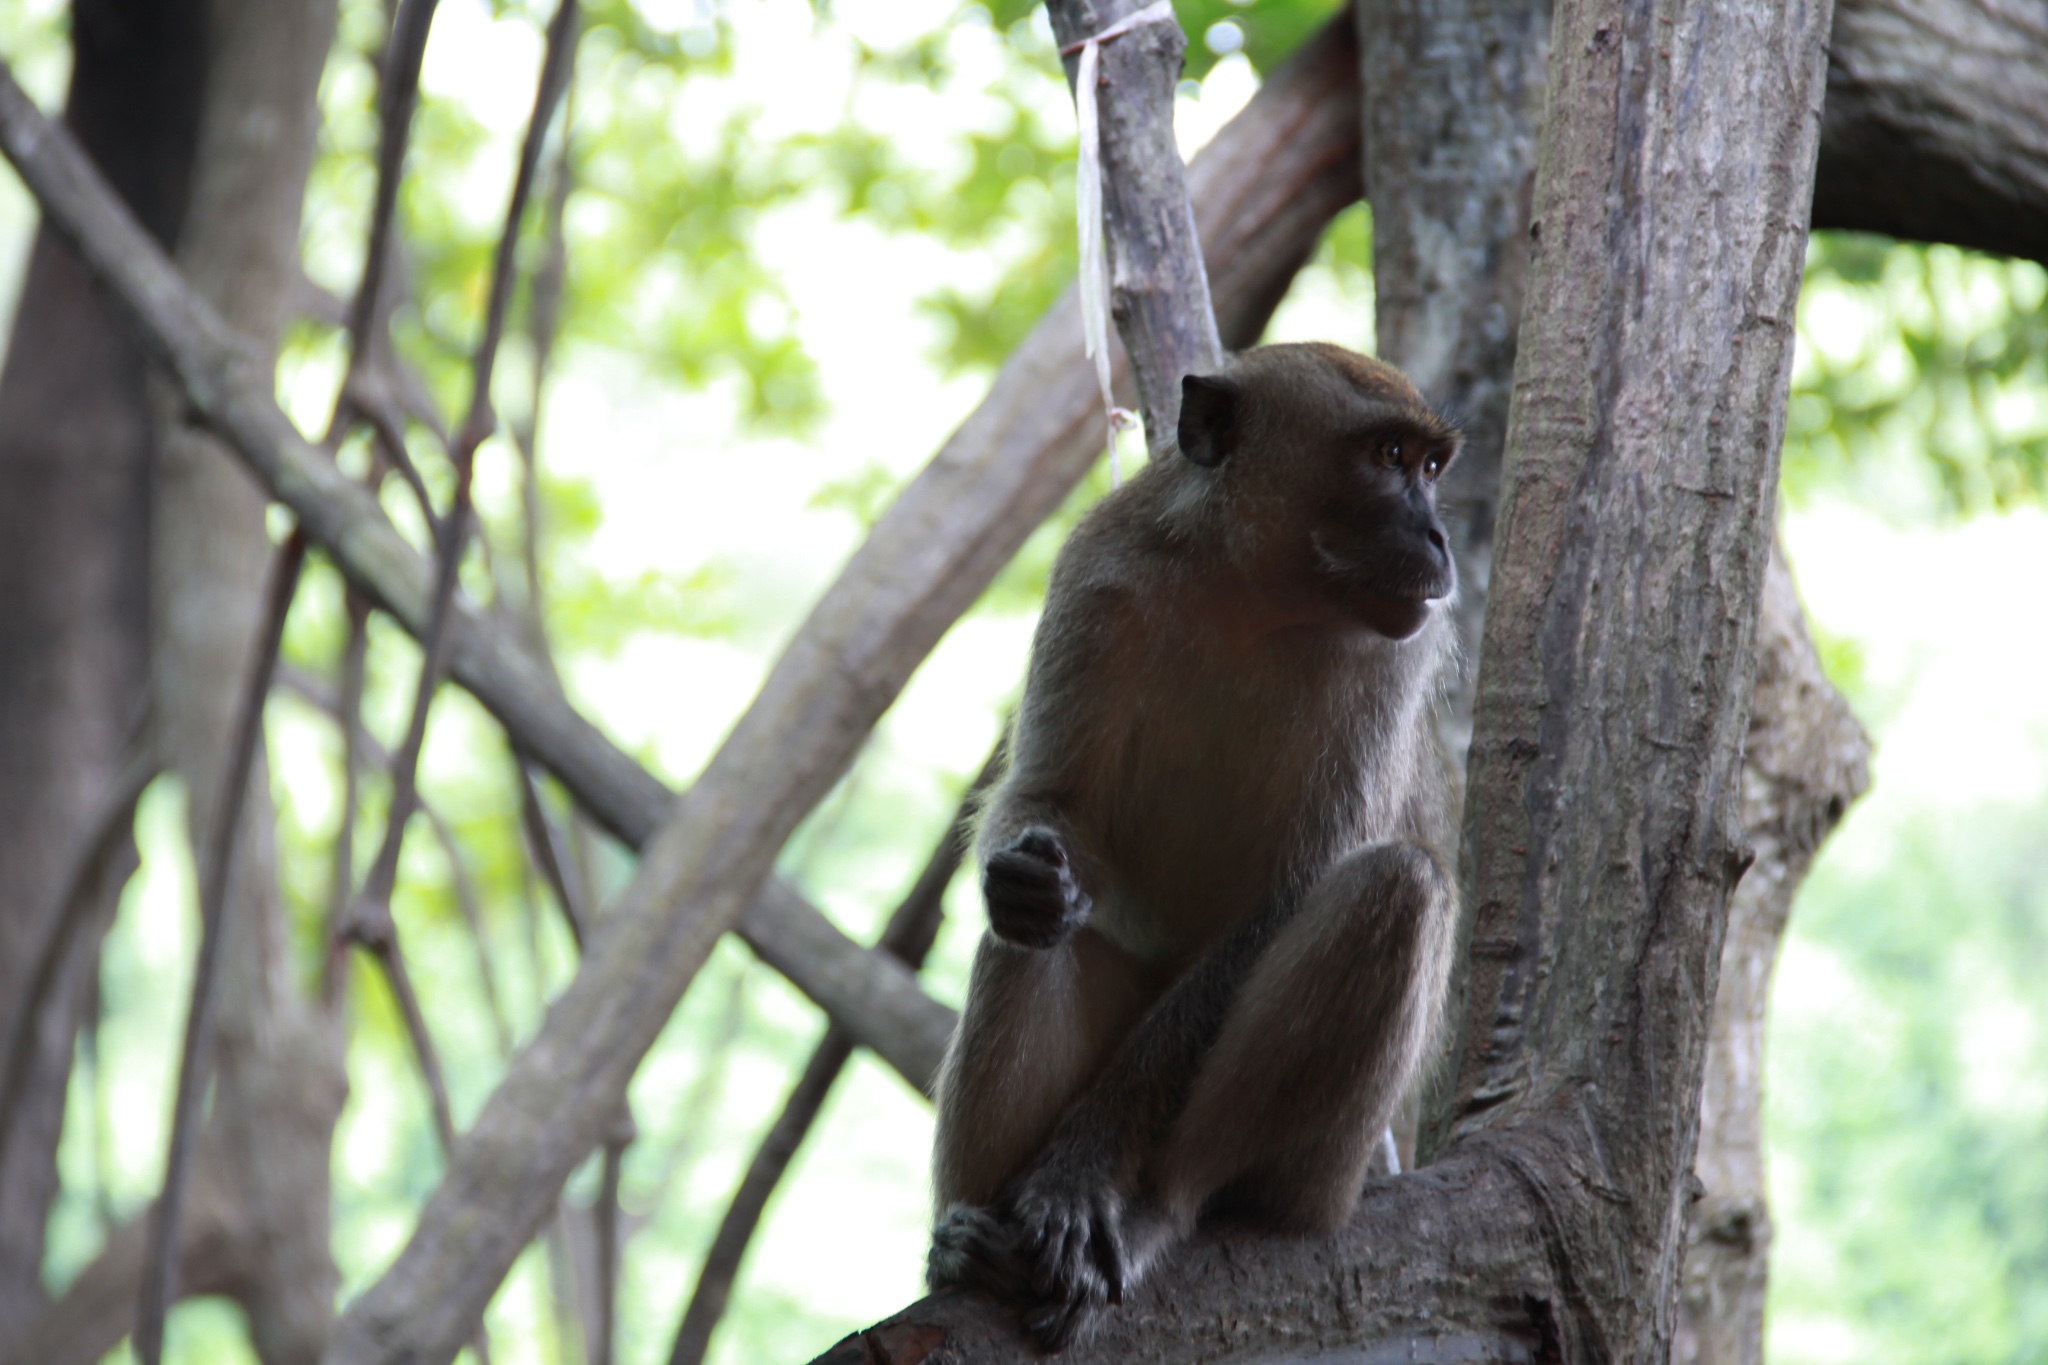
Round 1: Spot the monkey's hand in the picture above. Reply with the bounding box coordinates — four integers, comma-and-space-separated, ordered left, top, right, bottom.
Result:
983, 827, 1092, 949
1005, 1146, 1131, 1351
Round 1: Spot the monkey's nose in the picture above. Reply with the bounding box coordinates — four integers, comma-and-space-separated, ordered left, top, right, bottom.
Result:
1426, 526, 1448, 560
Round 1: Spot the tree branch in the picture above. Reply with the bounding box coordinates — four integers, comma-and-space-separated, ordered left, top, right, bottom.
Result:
1046, 0, 1223, 447
1814, 0, 2048, 264
666, 740, 1004, 1365
1, 1170, 248, 1365
0, 727, 156, 1170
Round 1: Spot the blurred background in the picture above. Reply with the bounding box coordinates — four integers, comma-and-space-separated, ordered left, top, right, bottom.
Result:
0, 1, 2042, 1362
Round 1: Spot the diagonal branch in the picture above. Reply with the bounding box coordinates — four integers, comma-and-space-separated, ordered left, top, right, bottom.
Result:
666, 739, 1005, 1365
0, 9, 1363, 1105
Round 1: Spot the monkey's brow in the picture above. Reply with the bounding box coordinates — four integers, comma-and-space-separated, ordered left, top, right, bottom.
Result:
1340, 412, 1447, 444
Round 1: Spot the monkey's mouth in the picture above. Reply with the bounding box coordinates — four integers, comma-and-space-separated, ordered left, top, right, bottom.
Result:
1311, 534, 1455, 603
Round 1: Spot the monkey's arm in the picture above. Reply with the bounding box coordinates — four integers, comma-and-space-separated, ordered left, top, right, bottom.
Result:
974, 570, 1132, 950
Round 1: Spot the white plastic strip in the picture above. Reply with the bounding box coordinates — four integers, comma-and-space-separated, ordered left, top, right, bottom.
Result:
1067, 0, 1175, 485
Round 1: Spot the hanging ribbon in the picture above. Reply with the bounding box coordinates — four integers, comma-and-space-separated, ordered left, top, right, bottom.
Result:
1065, 0, 1176, 485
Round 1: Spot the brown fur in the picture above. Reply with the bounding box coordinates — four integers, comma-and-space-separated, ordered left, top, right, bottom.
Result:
929, 343, 1460, 1350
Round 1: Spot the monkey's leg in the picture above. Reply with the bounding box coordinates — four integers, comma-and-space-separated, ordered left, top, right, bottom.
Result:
999, 845, 1451, 1350
997, 904, 1306, 1348
1151, 841, 1453, 1234
929, 928, 1150, 1292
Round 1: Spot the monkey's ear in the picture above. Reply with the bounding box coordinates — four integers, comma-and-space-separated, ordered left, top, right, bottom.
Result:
1178, 373, 1240, 467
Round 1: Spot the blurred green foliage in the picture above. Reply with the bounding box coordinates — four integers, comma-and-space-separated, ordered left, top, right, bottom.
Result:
1784, 235, 2048, 517
1768, 793, 2048, 1365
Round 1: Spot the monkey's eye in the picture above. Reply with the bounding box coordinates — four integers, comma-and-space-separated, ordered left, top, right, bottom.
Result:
1422, 454, 1443, 481
1382, 440, 1404, 469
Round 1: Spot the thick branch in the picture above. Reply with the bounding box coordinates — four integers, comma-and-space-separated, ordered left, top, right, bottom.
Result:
1357, 0, 1547, 808
1046, 0, 1223, 447
668, 744, 1002, 1365
1814, 0, 2048, 264
1433, 0, 1835, 1351
1, 1172, 247, 1365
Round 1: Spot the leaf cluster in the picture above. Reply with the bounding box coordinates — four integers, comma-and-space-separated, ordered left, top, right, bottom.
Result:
1785, 234, 2048, 518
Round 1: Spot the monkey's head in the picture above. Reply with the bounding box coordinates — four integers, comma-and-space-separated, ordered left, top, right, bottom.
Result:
1174, 342, 1460, 641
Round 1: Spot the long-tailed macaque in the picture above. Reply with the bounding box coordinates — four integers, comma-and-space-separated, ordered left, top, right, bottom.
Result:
927, 342, 1461, 1350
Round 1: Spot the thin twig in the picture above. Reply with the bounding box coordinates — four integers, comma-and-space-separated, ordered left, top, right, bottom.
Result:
0, 724, 157, 1169
341, 0, 580, 941
666, 738, 1005, 1365
322, 594, 371, 1005
456, 0, 580, 459
278, 660, 519, 1057
593, 1128, 628, 1365
514, 77, 576, 636
430, 804, 516, 1057
381, 934, 461, 1152
360, 394, 445, 541
338, 0, 443, 413
518, 760, 589, 949
135, 530, 307, 1365
333, 0, 581, 1174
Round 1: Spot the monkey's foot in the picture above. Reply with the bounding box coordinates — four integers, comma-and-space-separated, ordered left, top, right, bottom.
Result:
1015, 1182, 1182, 1352
927, 1204, 1033, 1304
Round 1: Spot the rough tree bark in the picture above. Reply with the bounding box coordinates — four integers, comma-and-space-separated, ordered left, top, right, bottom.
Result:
1814, 0, 2048, 266
1357, 0, 1550, 1179
1358, 0, 1548, 786
0, 0, 207, 1342
1360, 6, 1877, 1363
1044, 0, 1222, 447
0, 8, 342, 1365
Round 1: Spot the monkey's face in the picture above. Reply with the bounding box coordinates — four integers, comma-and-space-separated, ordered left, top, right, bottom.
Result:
1307, 414, 1458, 638
1178, 343, 1459, 641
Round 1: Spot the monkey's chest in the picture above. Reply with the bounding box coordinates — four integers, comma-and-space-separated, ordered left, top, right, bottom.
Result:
1079, 681, 1391, 967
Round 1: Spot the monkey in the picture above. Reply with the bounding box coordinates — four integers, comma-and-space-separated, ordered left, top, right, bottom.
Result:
925, 341, 1461, 1351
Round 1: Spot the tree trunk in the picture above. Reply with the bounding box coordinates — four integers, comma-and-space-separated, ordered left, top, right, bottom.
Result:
0, 0, 207, 1340
1674, 542, 1870, 1365
147, 3, 345, 1363
1358, 0, 1548, 800
1361, 10, 1875, 1361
